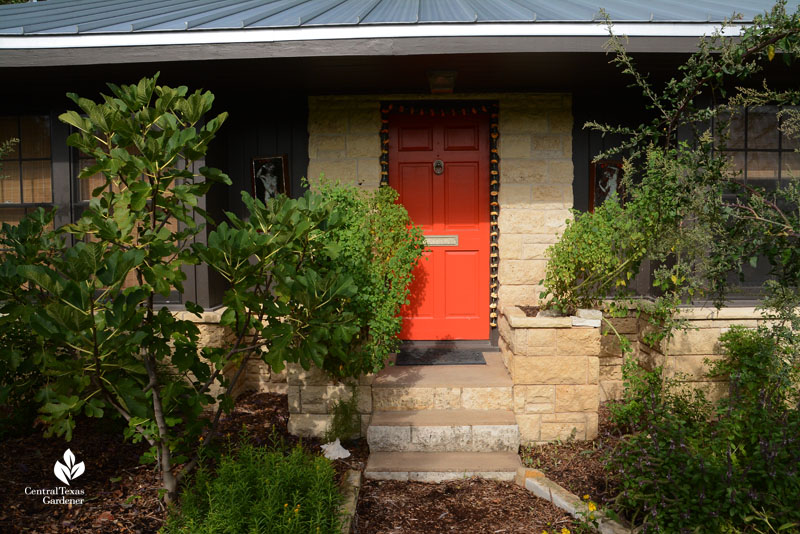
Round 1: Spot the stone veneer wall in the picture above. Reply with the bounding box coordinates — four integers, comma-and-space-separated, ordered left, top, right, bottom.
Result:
286, 364, 374, 438
307, 93, 573, 307
174, 309, 289, 399
498, 306, 600, 443
593, 307, 767, 404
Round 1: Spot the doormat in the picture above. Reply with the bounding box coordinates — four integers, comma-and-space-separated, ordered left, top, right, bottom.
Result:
395, 348, 486, 366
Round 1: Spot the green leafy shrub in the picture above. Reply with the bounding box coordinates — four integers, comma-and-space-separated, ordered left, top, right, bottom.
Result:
314, 180, 426, 374
163, 443, 342, 534
0, 75, 410, 503
608, 325, 800, 532
0, 208, 63, 438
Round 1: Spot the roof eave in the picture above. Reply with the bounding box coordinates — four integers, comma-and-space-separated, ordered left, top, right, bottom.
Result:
0, 22, 744, 68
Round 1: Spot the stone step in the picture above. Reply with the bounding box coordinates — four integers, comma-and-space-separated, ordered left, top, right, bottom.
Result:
365, 451, 521, 482
367, 410, 519, 452
371, 352, 513, 411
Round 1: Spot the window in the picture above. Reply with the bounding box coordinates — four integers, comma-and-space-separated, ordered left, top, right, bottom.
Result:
0, 115, 53, 225
716, 106, 799, 294
717, 106, 799, 192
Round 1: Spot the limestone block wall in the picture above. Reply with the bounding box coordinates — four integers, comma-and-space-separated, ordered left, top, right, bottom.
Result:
637, 307, 766, 403
307, 92, 573, 307
598, 315, 639, 402
286, 363, 374, 438
499, 306, 600, 443
593, 306, 767, 403
175, 309, 289, 399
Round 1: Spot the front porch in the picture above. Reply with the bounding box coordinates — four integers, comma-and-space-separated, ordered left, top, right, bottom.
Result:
285, 309, 604, 481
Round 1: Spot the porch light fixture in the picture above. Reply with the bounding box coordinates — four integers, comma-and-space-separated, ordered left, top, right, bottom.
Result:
427, 70, 457, 94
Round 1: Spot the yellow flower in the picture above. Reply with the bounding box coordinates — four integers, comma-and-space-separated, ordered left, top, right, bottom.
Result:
583, 494, 590, 500
588, 502, 597, 512
561, 528, 571, 534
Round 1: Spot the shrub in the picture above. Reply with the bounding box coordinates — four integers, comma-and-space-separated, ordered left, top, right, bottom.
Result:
0, 75, 421, 503
0, 208, 64, 438
608, 325, 800, 532
315, 179, 426, 375
163, 443, 342, 534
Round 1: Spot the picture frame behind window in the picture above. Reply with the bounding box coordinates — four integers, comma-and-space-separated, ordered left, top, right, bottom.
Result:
589, 160, 624, 212
251, 155, 289, 204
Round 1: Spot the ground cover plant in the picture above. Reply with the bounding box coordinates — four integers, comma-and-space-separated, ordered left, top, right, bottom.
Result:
0, 74, 423, 504
163, 442, 342, 534
541, 2, 800, 532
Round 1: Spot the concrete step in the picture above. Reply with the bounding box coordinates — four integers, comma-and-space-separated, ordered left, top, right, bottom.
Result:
367, 410, 519, 452
372, 352, 513, 411
365, 451, 522, 482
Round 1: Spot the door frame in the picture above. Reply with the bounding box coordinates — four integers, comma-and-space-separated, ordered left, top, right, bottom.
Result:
379, 100, 500, 340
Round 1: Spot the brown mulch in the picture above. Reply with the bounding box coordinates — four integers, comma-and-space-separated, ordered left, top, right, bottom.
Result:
0, 392, 368, 533
519, 305, 541, 317
355, 477, 575, 534
519, 404, 623, 506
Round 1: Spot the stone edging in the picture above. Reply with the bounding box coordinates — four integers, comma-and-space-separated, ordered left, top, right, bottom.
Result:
339, 469, 362, 534
514, 467, 633, 534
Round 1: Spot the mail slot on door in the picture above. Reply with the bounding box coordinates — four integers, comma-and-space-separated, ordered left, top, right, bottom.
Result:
425, 235, 459, 247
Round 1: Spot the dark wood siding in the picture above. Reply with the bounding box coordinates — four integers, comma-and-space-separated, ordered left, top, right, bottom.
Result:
208, 94, 309, 221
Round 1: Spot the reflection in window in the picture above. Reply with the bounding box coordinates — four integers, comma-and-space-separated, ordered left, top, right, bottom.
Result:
0, 115, 53, 226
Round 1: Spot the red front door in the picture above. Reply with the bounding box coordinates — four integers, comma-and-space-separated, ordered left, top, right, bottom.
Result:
389, 111, 490, 340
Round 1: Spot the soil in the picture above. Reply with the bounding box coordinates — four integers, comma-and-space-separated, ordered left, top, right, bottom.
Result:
355, 478, 574, 534
519, 404, 622, 506
519, 305, 541, 317
0, 392, 367, 533
2, 393, 618, 534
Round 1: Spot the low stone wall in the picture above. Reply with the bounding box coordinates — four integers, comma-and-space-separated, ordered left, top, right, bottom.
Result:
597, 306, 765, 403
499, 306, 600, 443
286, 363, 374, 438
174, 309, 288, 399
638, 307, 766, 403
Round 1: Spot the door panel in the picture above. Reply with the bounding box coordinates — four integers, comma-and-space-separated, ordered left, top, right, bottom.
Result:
444, 162, 479, 229
444, 251, 479, 318
444, 125, 480, 150
399, 164, 434, 226
390, 111, 489, 340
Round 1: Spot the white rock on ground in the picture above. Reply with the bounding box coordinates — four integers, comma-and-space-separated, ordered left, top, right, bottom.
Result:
321, 438, 351, 460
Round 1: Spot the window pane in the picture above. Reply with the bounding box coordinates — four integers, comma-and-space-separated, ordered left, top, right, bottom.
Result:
21, 160, 52, 203
20, 115, 50, 159
746, 152, 779, 192
0, 163, 21, 203
0, 207, 26, 226
781, 107, 799, 150
748, 106, 779, 149
724, 151, 745, 178
0, 117, 18, 160
783, 152, 800, 182
718, 109, 746, 149
77, 158, 105, 201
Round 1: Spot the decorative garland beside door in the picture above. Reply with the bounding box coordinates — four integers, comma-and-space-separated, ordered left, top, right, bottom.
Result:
380, 101, 500, 329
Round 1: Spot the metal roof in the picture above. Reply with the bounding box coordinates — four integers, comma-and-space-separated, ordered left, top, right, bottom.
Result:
0, 0, 796, 35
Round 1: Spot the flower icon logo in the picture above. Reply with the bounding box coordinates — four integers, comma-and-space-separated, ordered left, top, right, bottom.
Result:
54, 449, 85, 486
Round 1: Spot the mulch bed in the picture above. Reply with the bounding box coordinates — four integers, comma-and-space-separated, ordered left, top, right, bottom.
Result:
519, 404, 622, 506
3, 392, 620, 534
0, 392, 367, 533
355, 478, 574, 534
